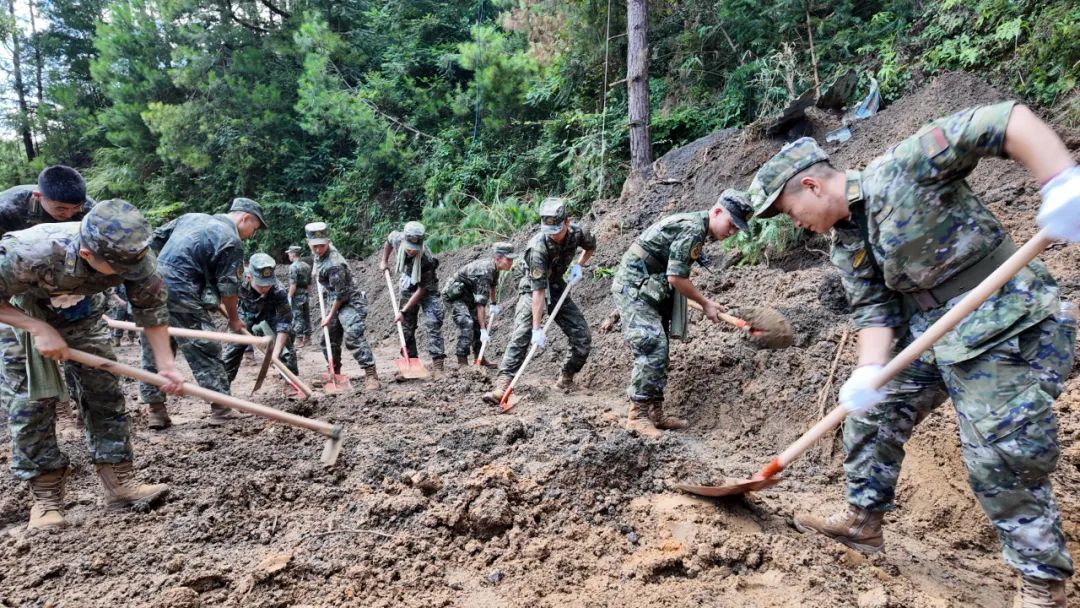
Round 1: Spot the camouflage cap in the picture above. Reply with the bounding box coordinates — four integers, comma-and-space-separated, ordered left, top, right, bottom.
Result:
402, 221, 425, 251
286, 245, 303, 254
539, 197, 567, 235
492, 241, 518, 259
230, 197, 268, 228
748, 137, 829, 218
305, 222, 330, 245
248, 253, 277, 287
717, 188, 752, 232
79, 199, 156, 281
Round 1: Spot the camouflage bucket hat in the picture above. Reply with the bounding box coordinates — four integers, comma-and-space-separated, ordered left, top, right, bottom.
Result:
80, 199, 156, 281
230, 197, 268, 228
492, 241, 518, 259
402, 221, 426, 252
248, 253, 277, 287
717, 189, 752, 232
539, 197, 567, 235
749, 137, 829, 218
305, 222, 330, 245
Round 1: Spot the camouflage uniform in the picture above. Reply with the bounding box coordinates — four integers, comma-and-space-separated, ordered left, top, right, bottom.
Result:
139, 213, 244, 404
444, 258, 501, 358
313, 244, 376, 373
752, 101, 1075, 580
223, 283, 298, 382
288, 257, 312, 339
387, 231, 446, 360
499, 225, 596, 377
612, 212, 710, 402
0, 185, 95, 409
0, 217, 169, 480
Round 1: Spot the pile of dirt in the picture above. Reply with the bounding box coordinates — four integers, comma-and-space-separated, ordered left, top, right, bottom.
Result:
2, 71, 1079, 607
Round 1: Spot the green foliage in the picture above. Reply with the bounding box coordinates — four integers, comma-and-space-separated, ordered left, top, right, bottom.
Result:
723, 216, 803, 266
420, 193, 538, 253
591, 266, 615, 280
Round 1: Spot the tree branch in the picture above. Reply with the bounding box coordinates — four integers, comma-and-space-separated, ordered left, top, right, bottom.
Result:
327, 60, 439, 142
259, 0, 290, 18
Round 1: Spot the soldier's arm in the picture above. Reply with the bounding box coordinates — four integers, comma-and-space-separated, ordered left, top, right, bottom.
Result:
830, 223, 901, 366
1003, 104, 1074, 185
379, 240, 393, 271
149, 218, 178, 254
577, 227, 597, 266
401, 287, 426, 315
320, 267, 349, 325
0, 302, 69, 359
211, 239, 244, 332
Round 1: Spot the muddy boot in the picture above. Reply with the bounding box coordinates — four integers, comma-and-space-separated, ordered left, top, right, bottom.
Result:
147, 402, 172, 430
457, 354, 470, 368
648, 402, 688, 430
793, 505, 884, 554
555, 372, 576, 392
208, 405, 235, 425
625, 400, 661, 439
27, 468, 68, 530
363, 366, 380, 391
431, 358, 445, 379
94, 462, 169, 510
483, 375, 512, 405
1015, 576, 1067, 608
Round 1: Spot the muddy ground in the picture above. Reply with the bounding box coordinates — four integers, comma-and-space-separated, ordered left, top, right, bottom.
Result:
2, 71, 1080, 607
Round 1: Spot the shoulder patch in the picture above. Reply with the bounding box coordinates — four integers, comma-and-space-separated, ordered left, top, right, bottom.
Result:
689, 244, 702, 261
531, 267, 544, 280
852, 249, 867, 269
919, 127, 949, 159
236, 266, 244, 279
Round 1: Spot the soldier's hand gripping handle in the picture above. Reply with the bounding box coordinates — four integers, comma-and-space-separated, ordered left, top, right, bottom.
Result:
32, 324, 70, 361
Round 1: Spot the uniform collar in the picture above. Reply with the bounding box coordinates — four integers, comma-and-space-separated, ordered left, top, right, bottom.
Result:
845, 170, 865, 208
698, 210, 713, 241
65, 234, 91, 278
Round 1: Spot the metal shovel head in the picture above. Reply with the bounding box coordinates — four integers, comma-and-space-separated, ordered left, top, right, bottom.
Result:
733, 306, 794, 349
394, 356, 429, 379
675, 475, 783, 497
498, 392, 522, 413
321, 372, 351, 394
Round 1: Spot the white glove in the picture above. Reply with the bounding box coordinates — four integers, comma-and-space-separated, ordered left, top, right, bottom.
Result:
1038, 166, 1080, 243
531, 328, 546, 347
398, 274, 414, 290
568, 264, 584, 284
488, 304, 501, 317
480, 329, 490, 343
839, 364, 887, 415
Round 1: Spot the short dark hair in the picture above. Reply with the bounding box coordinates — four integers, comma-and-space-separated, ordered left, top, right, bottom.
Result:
37, 165, 86, 205
781, 160, 838, 197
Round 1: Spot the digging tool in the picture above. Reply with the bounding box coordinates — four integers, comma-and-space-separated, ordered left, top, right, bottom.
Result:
66, 348, 344, 465
499, 253, 585, 413
382, 269, 429, 379
474, 306, 499, 367
239, 328, 314, 400
313, 269, 350, 394
676, 229, 1056, 497
687, 301, 793, 349
104, 316, 277, 389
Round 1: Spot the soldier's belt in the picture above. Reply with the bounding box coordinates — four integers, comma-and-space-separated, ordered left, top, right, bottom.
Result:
628, 242, 666, 275
908, 237, 1017, 312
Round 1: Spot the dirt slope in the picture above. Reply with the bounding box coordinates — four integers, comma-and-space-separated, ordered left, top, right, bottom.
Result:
2, 71, 1080, 607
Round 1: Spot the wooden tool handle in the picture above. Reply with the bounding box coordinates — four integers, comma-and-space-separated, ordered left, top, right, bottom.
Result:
67, 348, 338, 438
686, 300, 748, 328
759, 229, 1055, 479
104, 318, 270, 347
383, 270, 411, 356
239, 328, 314, 397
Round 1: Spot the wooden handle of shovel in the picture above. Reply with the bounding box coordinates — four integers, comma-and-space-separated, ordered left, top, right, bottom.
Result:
687, 300, 749, 328
104, 317, 271, 347
756, 229, 1055, 480
383, 270, 412, 357
66, 348, 339, 439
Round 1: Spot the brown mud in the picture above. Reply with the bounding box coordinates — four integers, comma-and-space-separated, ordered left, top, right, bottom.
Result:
2, 71, 1080, 607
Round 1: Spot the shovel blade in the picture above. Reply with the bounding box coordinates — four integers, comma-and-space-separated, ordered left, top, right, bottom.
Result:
498, 393, 522, 413
321, 372, 351, 394
394, 357, 429, 379
675, 476, 782, 497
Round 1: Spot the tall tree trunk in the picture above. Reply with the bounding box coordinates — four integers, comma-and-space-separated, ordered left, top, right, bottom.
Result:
8, 0, 36, 160
28, 0, 46, 135
626, 0, 651, 175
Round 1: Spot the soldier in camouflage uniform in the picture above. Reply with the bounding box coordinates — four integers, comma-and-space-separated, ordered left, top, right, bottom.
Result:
612, 190, 751, 438
307, 222, 380, 391
139, 197, 266, 428
0, 199, 185, 530
286, 245, 312, 347
748, 101, 1080, 606
223, 254, 298, 386
0, 167, 95, 410
379, 221, 447, 377
482, 198, 596, 404
108, 285, 138, 345
442, 242, 517, 368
